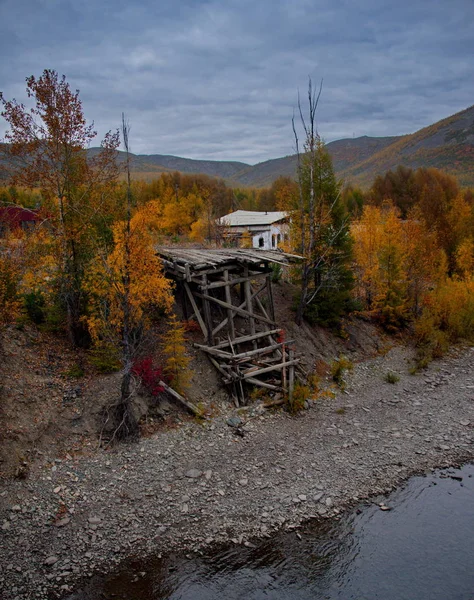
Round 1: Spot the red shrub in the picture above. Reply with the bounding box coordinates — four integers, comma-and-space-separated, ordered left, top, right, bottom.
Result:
132, 358, 164, 397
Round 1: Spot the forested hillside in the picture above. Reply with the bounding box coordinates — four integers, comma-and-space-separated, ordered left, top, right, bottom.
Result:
3, 106, 473, 188
84, 105, 474, 188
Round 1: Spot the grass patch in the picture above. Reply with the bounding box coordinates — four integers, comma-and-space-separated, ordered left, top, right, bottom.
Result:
65, 363, 84, 378
384, 371, 400, 384
331, 355, 354, 390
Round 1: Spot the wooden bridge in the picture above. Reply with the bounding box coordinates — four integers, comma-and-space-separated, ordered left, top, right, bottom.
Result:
156, 247, 303, 406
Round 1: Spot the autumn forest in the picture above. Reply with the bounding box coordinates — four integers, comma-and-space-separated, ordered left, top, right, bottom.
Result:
1, 71, 474, 438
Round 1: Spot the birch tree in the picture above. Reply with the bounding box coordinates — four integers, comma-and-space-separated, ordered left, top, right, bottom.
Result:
289, 79, 353, 326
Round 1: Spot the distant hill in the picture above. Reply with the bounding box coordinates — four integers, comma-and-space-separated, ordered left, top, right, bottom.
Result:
3, 105, 474, 188
119, 104, 474, 188
338, 105, 474, 188
85, 148, 249, 181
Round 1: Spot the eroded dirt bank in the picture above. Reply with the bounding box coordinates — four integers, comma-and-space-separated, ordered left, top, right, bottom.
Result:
1, 345, 473, 600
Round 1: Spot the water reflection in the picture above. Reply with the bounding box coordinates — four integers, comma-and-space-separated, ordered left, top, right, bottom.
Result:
69, 464, 474, 600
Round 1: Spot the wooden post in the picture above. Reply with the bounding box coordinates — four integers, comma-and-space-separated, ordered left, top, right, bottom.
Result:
224, 269, 235, 340
243, 266, 256, 349
266, 273, 275, 322
202, 275, 214, 346
183, 282, 207, 338
289, 348, 295, 405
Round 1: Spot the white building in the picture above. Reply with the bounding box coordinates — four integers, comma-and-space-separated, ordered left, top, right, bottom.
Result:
217, 210, 289, 250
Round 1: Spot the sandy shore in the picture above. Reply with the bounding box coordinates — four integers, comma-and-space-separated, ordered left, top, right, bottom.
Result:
1, 345, 473, 599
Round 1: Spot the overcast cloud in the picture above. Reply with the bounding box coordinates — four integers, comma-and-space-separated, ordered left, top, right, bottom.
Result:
1, 0, 473, 163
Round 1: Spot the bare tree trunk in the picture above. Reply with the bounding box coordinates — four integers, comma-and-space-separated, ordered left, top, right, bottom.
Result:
113, 114, 138, 441
295, 79, 322, 325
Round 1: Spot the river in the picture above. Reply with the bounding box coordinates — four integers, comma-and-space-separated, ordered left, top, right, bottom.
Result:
70, 463, 474, 600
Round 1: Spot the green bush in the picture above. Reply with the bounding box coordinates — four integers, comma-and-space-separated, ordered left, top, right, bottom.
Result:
23, 291, 46, 324
65, 363, 85, 378
270, 263, 283, 283
89, 343, 121, 373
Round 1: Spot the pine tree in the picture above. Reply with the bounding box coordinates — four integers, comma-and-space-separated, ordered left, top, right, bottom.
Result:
162, 314, 192, 394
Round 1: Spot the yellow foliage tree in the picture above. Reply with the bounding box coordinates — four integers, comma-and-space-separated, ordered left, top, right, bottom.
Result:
352, 205, 384, 310
84, 117, 174, 440
0, 242, 22, 325
162, 314, 192, 394
240, 230, 253, 248
455, 237, 474, 280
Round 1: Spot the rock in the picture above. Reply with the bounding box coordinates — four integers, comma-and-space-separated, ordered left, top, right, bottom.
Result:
314, 492, 324, 502
460, 420, 470, 426
298, 494, 307, 501
55, 517, 70, 528
226, 416, 243, 428
204, 470, 213, 480
11, 505, 21, 512
53, 486, 61, 494
325, 497, 333, 508
88, 516, 101, 524
185, 469, 201, 479
2, 521, 11, 530
44, 556, 59, 566
239, 478, 248, 486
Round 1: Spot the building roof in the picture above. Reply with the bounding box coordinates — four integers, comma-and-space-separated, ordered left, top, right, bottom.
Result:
0, 206, 41, 226
218, 210, 288, 227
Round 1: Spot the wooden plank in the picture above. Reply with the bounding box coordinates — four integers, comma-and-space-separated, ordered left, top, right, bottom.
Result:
183, 282, 207, 338
203, 271, 268, 290
245, 377, 281, 391
197, 340, 292, 363
230, 341, 292, 362
194, 344, 233, 359
211, 283, 267, 336
196, 292, 275, 327
159, 380, 201, 416
223, 359, 300, 383
208, 356, 231, 379
212, 329, 282, 349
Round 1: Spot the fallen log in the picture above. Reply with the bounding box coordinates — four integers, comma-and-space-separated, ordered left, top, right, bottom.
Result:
159, 380, 201, 417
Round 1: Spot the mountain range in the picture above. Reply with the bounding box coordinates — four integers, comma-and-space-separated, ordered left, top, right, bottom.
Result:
115, 105, 474, 189
2, 105, 473, 189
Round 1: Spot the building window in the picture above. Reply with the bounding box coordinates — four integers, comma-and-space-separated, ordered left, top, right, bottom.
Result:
272, 234, 276, 248
259, 237, 264, 248
277, 234, 281, 245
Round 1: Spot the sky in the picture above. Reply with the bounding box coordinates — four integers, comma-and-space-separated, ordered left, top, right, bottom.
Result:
0, 0, 473, 164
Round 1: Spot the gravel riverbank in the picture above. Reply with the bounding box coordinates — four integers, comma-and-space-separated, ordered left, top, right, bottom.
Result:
1, 345, 473, 600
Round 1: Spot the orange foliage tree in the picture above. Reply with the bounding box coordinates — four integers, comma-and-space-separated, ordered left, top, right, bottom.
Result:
85, 118, 173, 440
1, 70, 120, 345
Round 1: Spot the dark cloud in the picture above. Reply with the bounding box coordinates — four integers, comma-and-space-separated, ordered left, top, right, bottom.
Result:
1, 0, 473, 163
